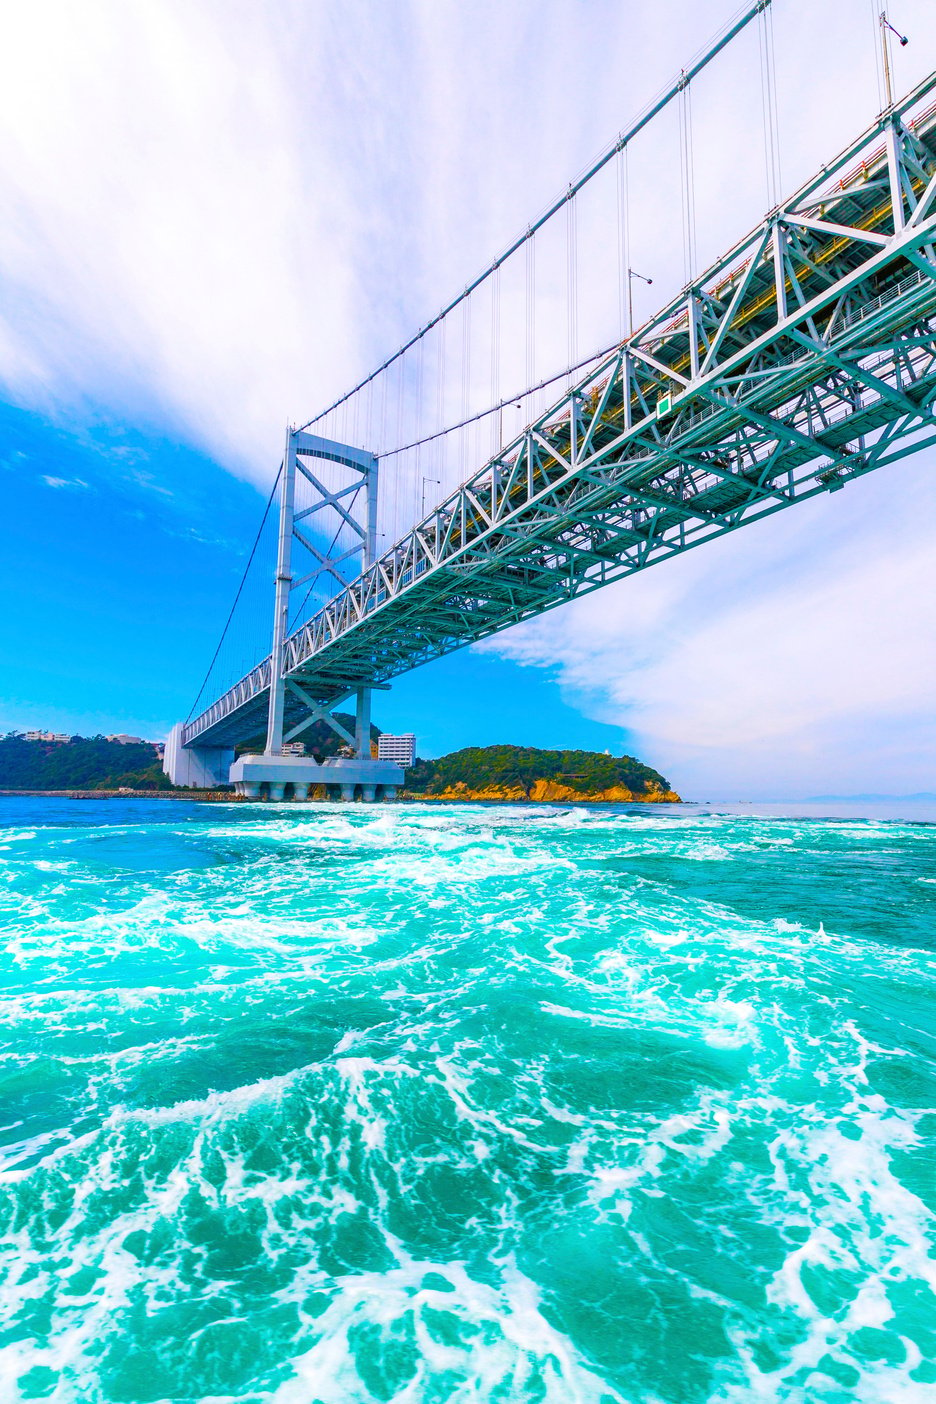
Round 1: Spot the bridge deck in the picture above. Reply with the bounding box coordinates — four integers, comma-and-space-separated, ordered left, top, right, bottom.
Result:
186, 81, 936, 751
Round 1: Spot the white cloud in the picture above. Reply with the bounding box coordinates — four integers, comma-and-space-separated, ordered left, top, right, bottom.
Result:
0, 0, 364, 475
2, 0, 929, 482
484, 454, 936, 798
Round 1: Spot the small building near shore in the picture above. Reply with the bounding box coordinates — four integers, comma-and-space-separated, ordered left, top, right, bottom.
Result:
377, 734, 416, 768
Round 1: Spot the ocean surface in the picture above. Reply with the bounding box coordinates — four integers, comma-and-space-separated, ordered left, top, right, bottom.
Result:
0, 795, 934, 1403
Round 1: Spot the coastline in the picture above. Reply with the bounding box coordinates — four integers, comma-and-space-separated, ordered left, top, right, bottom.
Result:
405, 780, 682, 803
0, 785, 680, 805
0, 788, 243, 801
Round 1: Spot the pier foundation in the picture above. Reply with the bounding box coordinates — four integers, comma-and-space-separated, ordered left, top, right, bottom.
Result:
228, 753, 404, 801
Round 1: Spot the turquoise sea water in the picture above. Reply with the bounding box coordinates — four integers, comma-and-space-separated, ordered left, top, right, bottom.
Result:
0, 795, 934, 1403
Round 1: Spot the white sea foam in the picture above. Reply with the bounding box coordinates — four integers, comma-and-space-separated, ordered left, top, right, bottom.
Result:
269, 1259, 629, 1404
1, 799, 933, 1400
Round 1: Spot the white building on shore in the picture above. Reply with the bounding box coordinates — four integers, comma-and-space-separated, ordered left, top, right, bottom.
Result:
377, 734, 416, 768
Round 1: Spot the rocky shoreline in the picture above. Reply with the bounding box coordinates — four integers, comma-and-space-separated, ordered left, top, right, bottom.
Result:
405, 780, 681, 803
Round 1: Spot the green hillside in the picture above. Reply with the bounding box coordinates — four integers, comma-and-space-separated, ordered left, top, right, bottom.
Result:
404, 744, 676, 800
0, 735, 171, 791
1, 734, 678, 802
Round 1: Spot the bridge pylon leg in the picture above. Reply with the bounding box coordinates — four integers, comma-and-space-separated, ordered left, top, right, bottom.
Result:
263, 427, 379, 790
355, 687, 371, 759
265, 424, 297, 759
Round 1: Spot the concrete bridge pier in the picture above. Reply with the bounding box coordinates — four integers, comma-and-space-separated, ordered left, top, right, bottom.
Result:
163, 724, 233, 789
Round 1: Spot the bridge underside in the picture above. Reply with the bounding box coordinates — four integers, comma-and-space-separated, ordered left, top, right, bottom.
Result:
185, 81, 936, 753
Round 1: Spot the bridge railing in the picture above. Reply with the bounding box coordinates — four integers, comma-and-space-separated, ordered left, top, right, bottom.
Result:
182, 656, 271, 749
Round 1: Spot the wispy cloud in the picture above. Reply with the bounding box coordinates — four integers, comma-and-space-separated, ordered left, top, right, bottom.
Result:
41, 475, 90, 490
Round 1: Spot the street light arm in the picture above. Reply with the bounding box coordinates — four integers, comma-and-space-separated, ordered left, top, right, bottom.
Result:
881, 15, 909, 45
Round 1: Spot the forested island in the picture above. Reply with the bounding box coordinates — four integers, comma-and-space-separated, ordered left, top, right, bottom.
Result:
405, 745, 680, 803
0, 734, 680, 803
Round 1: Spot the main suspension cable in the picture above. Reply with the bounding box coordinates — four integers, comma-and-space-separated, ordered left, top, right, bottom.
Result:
185, 463, 282, 722
378, 341, 621, 462
296, 0, 772, 436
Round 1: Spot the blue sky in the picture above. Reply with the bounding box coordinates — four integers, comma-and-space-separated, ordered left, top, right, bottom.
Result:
1, 0, 934, 798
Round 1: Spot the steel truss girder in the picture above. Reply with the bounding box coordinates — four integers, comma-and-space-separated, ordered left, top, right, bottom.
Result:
185, 76, 936, 749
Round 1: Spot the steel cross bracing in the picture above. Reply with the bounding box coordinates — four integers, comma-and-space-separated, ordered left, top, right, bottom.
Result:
185, 77, 936, 750
264, 429, 378, 756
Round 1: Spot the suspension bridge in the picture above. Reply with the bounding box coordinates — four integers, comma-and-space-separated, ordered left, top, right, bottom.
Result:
164, 1, 936, 800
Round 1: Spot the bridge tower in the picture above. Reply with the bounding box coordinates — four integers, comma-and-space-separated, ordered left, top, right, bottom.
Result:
166, 427, 406, 801
264, 425, 379, 763
226, 428, 403, 800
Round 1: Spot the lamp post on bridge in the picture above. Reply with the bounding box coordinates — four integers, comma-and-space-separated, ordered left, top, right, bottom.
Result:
879, 11, 909, 110
626, 268, 653, 339
421, 476, 440, 516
